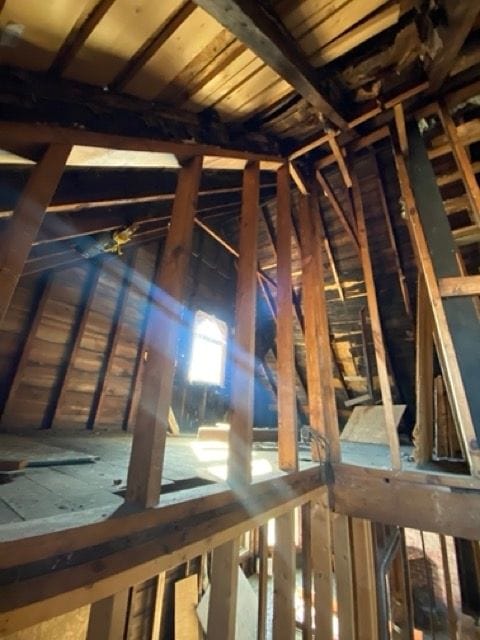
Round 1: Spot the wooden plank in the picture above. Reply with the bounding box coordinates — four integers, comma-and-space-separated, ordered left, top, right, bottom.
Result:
289, 162, 309, 195
332, 464, 480, 539
332, 514, 356, 640
351, 518, 378, 640
0, 276, 53, 424
150, 573, 166, 640
301, 504, 312, 640
340, 405, 406, 445
192, 0, 347, 129
207, 539, 240, 640
272, 511, 296, 640
175, 574, 201, 640
310, 491, 334, 640
401, 126, 480, 471
257, 524, 268, 640
112, 2, 196, 92
126, 156, 202, 507
438, 103, 480, 227
316, 169, 359, 251
438, 275, 480, 297
227, 161, 260, 487
0, 144, 71, 325
413, 275, 434, 464
439, 535, 457, 640
351, 165, 401, 469
276, 164, 298, 472
316, 201, 344, 302
49, 264, 103, 428
49, 0, 116, 76
427, 0, 480, 92
86, 590, 129, 640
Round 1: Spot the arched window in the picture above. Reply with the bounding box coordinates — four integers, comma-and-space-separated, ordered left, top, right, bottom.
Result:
188, 311, 227, 386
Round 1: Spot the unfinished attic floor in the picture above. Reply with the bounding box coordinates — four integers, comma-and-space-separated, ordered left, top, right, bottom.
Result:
0, 431, 418, 525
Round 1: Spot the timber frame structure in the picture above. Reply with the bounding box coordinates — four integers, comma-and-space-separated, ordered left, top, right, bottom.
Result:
0, 1, 480, 639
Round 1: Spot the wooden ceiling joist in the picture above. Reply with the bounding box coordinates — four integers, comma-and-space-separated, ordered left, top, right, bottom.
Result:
192, 0, 348, 130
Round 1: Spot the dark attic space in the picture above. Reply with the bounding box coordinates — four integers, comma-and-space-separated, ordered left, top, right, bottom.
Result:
0, 0, 480, 639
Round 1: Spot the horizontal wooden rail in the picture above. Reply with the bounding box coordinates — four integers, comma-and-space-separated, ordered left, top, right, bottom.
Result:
438, 275, 480, 297
0, 468, 322, 635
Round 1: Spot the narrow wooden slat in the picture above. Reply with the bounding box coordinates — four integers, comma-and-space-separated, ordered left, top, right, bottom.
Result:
257, 524, 268, 640
272, 511, 296, 640
126, 156, 203, 507
207, 539, 240, 640
439, 535, 457, 640
316, 169, 359, 251
150, 573, 166, 640
301, 504, 312, 640
311, 492, 334, 640
86, 590, 129, 640
328, 132, 352, 188
351, 165, 401, 469
227, 161, 260, 487
413, 275, 434, 464
175, 574, 201, 640
394, 103, 408, 156
332, 514, 356, 640
276, 164, 298, 472
438, 103, 480, 228
0, 144, 71, 325
351, 518, 378, 640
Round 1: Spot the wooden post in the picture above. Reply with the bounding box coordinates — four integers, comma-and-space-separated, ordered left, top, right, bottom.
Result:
0, 144, 71, 326
208, 162, 260, 640
126, 156, 203, 507
86, 590, 129, 640
227, 161, 260, 487
150, 573, 166, 640
276, 164, 298, 472
413, 274, 434, 464
351, 518, 379, 640
301, 503, 313, 640
272, 510, 296, 640
207, 538, 241, 640
351, 164, 401, 469
311, 490, 334, 640
332, 513, 356, 640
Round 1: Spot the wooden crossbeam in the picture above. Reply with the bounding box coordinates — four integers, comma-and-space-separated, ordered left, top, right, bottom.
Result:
350, 164, 401, 469
126, 156, 203, 507
276, 164, 298, 472
0, 144, 71, 326
327, 132, 352, 188
438, 275, 480, 297
192, 0, 347, 129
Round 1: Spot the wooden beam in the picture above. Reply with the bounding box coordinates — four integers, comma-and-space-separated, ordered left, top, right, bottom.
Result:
427, 0, 480, 92
192, 0, 347, 130
413, 275, 434, 464
0, 121, 283, 166
301, 503, 313, 640
438, 275, 480, 297
126, 156, 202, 507
351, 165, 401, 469
332, 514, 356, 639
150, 573, 166, 640
289, 162, 309, 195
316, 169, 359, 251
257, 524, 268, 640
351, 518, 378, 640
328, 132, 352, 188
86, 590, 129, 640
333, 463, 480, 540
111, 2, 196, 92
272, 511, 296, 640
49, 0, 116, 76
228, 161, 260, 487
0, 144, 71, 325
276, 164, 298, 472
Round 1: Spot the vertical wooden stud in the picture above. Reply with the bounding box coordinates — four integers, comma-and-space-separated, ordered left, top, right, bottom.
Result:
86, 590, 129, 640
272, 510, 296, 640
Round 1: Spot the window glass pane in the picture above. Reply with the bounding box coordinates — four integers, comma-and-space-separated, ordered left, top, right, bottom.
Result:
188, 311, 227, 386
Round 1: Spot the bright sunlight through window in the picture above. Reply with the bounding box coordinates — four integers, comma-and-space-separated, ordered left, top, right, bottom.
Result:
188, 311, 227, 386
